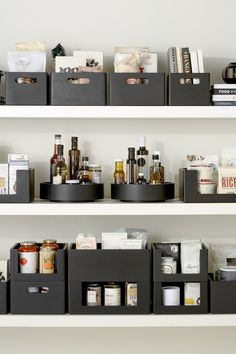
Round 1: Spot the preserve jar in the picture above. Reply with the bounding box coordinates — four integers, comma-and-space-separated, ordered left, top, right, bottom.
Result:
18, 241, 39, 274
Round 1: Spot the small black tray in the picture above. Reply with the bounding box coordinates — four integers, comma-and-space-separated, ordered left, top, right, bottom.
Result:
40, 182, 104, 202
209, 274, 236, 314
111, 183, 175, 202
0, 169, 35, 203
179, 168, 236, 203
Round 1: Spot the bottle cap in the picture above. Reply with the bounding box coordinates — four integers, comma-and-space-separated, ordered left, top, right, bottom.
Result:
128, 147, 135, 160
152, 153, 160, 160
115, 159, 123, 162
55, 134, 61, 138
71, 136, 78, 143
139, 136, 146, 148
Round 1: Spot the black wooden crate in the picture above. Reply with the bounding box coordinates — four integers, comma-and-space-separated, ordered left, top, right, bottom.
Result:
168, 73, 210, 106
40, 183, 104, 202
10, 243, 67, 282
110, 73, 165, 106
209, 274, 236, 314
179, 168, 236, 203
50, 73, 106, 106
5, 72, 48, 105
111, 183, 175, 202
0, 280, 9, 314
153, 281, 208, 314
0, 169, 35, 203
153, 243, 208, 282
68, 243, 151, 314
10, 281, 66, 314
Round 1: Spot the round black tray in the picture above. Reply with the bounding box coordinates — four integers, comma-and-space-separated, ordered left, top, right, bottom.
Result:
40, 183, 104, 202
111, 183, 175, 202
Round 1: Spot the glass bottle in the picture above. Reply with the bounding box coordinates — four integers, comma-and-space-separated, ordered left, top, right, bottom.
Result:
79, 157, 92, 184
149, 151, 163, 184
114, 160, 125, 184
68, 136, 80, 180
53, 144, 68, 184
126, 147, 137, 184
137, 136, 149, 181
137, 172, 147, 184
50, 134, 62, 183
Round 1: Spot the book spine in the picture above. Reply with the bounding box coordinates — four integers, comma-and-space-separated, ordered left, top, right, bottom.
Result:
176, 47, 184, 84
197, 49, 204, 73
212, 95, 236, 101
167, 47, 178, 73
212, 101, 236, 106
212, 89, 236, 95
190, 51, 200, 84
182, 47, 192, 84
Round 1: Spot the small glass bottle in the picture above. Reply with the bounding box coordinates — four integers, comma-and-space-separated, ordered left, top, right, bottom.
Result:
149, 151, 163, 184
50, 134, 62, 183
137, 136, 149, 181
126, 147, 137, 184
137, 172, 147, 184
68, 136, 80, 180
114, 160, 125, 184
53, 144, 68, 184
79, 157, 92, 184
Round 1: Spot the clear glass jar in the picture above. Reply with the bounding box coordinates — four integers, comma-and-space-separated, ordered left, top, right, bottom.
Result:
89, 164, 102, 184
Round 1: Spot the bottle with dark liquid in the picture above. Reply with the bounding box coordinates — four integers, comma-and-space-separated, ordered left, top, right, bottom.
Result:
137, 172, 147, 184
126, 147, 137, 184
53, 144, 68, 184
50, 134, 62, 183
68, 137, 80, 180
79, 157, 92, 184
137, 136, 149, 181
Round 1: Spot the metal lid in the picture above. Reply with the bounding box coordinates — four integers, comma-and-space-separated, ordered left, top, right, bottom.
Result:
20, 241, 37, 246
43, 239, 57, 244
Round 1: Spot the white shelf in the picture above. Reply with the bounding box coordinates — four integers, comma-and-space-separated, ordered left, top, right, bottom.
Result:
0, 106, 236, 119
0, 199, 236, 216
0, 314, 235, 327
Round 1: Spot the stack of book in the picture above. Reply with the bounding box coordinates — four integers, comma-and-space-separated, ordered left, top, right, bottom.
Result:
167, 47, 204, 80
212, 84, 236, 106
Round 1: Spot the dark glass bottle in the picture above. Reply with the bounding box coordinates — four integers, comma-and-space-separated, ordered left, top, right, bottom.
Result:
50, 134, 62, 183
137, 173, 147, 185
126, 147, 137, 184
68, 137, 80, 180
137, 136, 149, 181
79, 157, 92, 184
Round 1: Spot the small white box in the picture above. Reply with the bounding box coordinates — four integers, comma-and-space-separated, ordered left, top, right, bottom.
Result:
0, 164, 8, 194
0, 260, 9, 281
8, 154, 29, 195
184, 283, 200, 306
102, 232, 127, 249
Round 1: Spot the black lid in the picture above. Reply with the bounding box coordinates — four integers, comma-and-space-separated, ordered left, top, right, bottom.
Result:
71, 136, 78, 143
55, 134, 61, 138
82, 156, 89, 161
58, 144, 64, 155
152, 154, 160, 160
128, 147, 135, 160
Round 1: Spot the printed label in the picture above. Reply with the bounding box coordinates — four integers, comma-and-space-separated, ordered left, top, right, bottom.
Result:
87, 290, 97, 304
19, 251, 38, 273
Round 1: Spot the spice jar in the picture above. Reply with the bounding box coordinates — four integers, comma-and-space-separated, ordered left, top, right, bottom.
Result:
89, 164, 102, 184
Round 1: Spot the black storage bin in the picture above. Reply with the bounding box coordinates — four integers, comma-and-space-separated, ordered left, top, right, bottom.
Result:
68, 243, 151, 314
5, 72, 48, 105
0, 280, 9, 314
40, 182, 104, 202
153, 243, 208, 314
209, 274, 236, 314
179, 168, 236, 203
0, 169, 35, 203
111, 183, 175, 202
168, 73, 210, 106
10, 243, 67, 314
110, 73, 165, 106
50, 73, 106, 106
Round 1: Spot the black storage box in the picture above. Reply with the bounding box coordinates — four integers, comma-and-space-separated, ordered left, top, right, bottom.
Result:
5, 72, 48, 105
68, 243, 151, 314
153, 243, 208, 314
10, 243, 67, 314
179, 168, 236, 203
110, 73, 165, 106
209, 274, 236, 314
111, 183, 175, 202
168, 73, 210, 106
0, 280, 9, 314
50, 73, 106, 106
0, 169, 35, 203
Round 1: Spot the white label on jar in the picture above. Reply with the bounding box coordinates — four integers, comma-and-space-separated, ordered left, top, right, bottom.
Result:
105, 287, 121, 306
53, 175, 62, 184
91, 172, 101, 184
19, 251, 38, 273
87, 290, 97, 304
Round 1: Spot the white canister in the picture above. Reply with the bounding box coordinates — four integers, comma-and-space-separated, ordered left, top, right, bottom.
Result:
162, 286, 180, 306
191, 165, 215, 183
197, 182, 216, 194
104, 284, 121, 306
161, 257, 177, 274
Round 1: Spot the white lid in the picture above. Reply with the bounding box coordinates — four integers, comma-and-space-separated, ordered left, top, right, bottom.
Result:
139, 136, 146, 147
115, 159, 123, 162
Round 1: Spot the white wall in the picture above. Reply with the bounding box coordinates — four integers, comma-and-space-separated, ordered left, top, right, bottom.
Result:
1, 0, 236, 353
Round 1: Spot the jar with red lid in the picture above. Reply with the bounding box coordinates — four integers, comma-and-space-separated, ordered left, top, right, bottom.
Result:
18, 241, 39, 274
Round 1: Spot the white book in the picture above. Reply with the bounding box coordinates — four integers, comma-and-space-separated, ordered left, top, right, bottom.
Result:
190, 51, 200, 84
212, 95, 236, 101
213, 84, 236, 89
197, 49, 204, 73
176, 47, 183, 73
